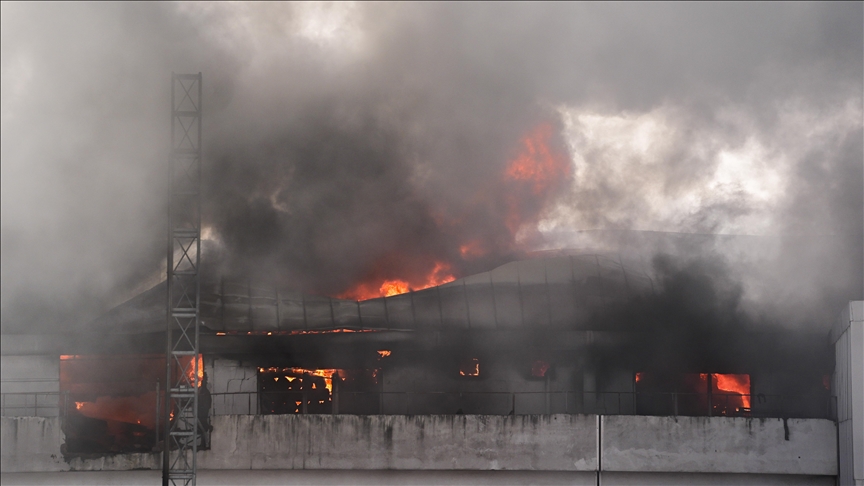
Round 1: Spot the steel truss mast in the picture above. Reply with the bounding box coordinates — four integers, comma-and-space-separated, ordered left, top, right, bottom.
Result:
164, 72, 202, 486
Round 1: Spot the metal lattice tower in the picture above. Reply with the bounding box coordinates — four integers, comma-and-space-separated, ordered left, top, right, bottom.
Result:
164, 73, 202, 486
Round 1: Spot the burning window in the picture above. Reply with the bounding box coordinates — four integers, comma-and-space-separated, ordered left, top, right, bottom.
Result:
710, 373, 751, 415
60, 354, 200, 454
531, 360, 550, 378
459, 358, 480, 377
258, 367, 381, 414
634, 372, 751, 417
258, 367, 337, 414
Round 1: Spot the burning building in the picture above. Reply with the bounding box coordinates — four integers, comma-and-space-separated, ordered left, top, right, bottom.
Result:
3, 2, 862, 484
2, 253, 860, 484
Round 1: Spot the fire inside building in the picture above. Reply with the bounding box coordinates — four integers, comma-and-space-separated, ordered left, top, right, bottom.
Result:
1, 70, 862, 485
59, 253, 835, 434
2, 253, 861, 484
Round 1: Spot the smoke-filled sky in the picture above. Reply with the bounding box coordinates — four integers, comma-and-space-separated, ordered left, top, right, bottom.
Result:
2, 2, 862, 333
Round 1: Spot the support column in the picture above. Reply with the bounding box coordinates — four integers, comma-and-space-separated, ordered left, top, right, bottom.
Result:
164, 72, 202, 486
832, 301, 864, 486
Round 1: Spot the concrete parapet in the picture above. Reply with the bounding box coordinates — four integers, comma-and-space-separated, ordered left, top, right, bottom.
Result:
198, 414, 598, 470
602, 415, 837, 475
1, 416, 67, 472
0, 414, 839, 477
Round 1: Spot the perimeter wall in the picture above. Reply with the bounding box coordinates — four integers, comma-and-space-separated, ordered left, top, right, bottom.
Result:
2, 413, 837, 484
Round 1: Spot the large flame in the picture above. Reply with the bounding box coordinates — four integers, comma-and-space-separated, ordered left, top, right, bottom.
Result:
259, 367, 341, 393
338, 261, 455, 301
380, 280, 410, 297
713, 373, 751, 409
61, 354, 167, 431
503, 123, 571, 236
333, 122, 568, 302
505, 123, 570, 195
64, 354, 202, 431
184, 354, 204, 388
636, 372, 752, 416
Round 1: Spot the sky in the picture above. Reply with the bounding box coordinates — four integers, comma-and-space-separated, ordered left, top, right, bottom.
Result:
1, 2, 862, 333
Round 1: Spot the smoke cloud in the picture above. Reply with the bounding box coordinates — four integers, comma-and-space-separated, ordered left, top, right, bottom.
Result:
2, 2, 861, 333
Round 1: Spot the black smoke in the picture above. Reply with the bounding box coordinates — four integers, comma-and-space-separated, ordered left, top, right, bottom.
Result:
1, 3, 861, 333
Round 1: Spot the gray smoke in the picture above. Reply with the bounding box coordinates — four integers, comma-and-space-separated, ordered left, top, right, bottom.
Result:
1, 2, 861, 333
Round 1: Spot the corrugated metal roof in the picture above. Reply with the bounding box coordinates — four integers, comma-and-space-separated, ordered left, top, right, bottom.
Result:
90, 253, 655, 334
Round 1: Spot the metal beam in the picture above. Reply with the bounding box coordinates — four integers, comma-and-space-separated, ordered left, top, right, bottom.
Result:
164, 72, 202, 486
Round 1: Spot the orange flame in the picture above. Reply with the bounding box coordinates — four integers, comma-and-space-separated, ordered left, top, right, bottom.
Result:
459, 240, 486, 260
459, 358, 480, 377
338, 261, 456, 301
330, 123, 568, 302
259, 367, 340, 393
423, 262, 456, 289
216, 329, 378, 336
184, 354, 204, 388
505, 123, 570, 194
377, 350, 392, 358
73, 393, 159, 428
380, 280, 410, 297
713, 373, 751, 409
503, 123, 571, 235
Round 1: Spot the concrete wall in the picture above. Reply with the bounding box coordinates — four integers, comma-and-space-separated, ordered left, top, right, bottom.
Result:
602, 415, 837, 476
0, 355, 60, 417
0, 414, 837, 480
210, 359, 257, 415
0, 417, 67, 472
198, 414, 597, 471
598, 472, 835, 485
1, 470, 837, 486
832, 301, 864, 486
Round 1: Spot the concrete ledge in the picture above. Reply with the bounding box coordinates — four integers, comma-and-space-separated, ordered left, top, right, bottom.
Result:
1, 414, 839, 475
0, 470, 837, 485
65, 452, 160, 472
1, 417, 67, 473
600, 471, 835, 485
198, 414, 598, 471
601, 415, 837, 475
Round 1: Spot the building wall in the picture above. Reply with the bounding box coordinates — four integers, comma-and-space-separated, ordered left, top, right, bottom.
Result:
210, 359, 257, 415
1, 414, 837, 479
199, 414, 597, 471
601, 415, 837, 475
0, 470, 837, 485
381, 361, 581, 415
832, 301, 864, 486
0, 355, 59, 417
0, 416, 66, 472
598, 472, 834, 485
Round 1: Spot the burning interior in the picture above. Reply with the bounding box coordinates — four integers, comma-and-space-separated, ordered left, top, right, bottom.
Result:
60, 354, 201, 454
52, 254, 835, 456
